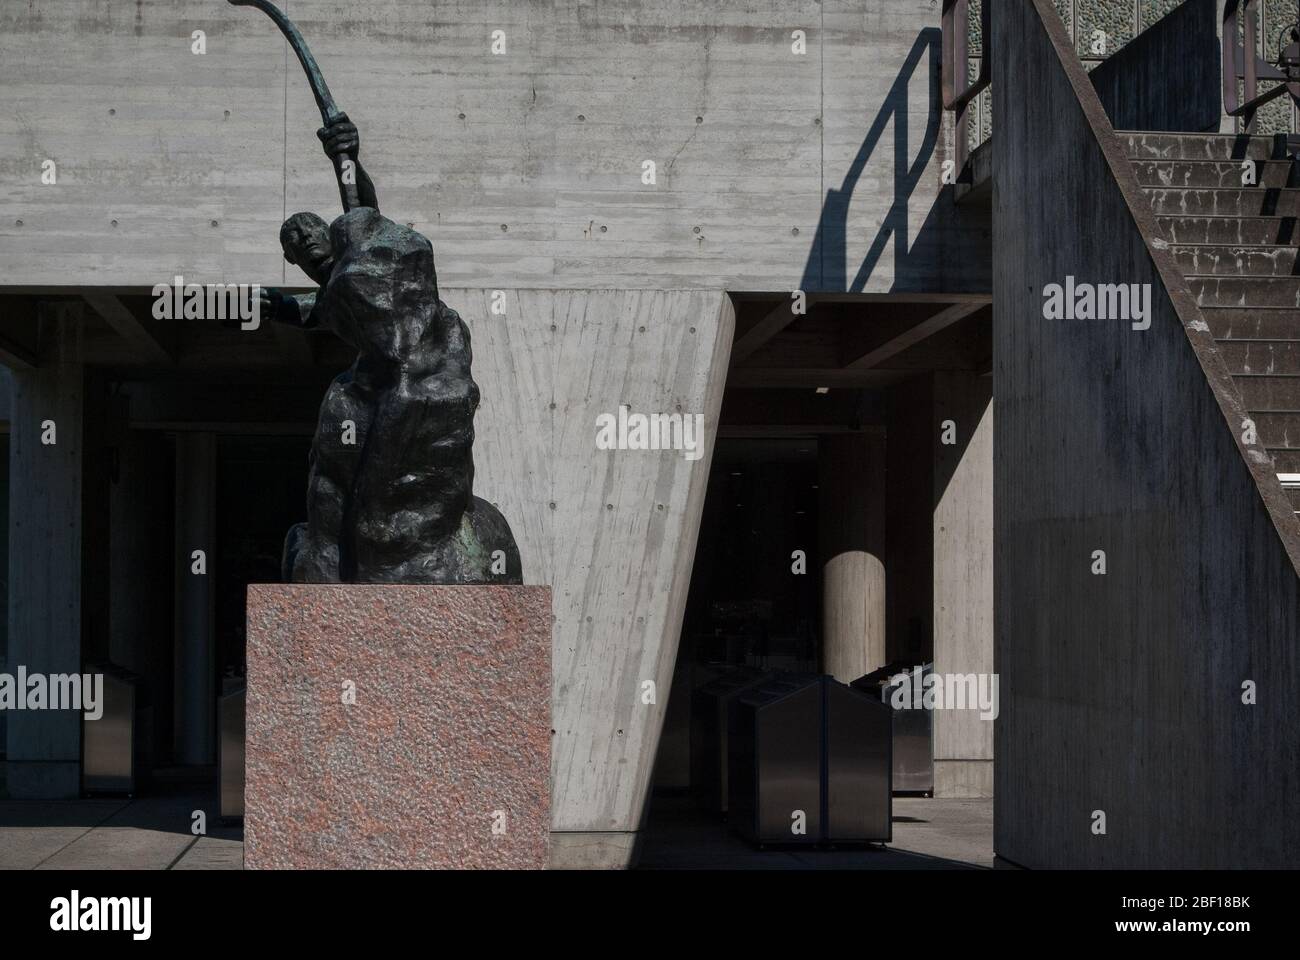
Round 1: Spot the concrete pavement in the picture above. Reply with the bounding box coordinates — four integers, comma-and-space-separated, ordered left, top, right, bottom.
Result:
0, 792, 991, 870
0, 793, 243, 871
635, 794, 993, 869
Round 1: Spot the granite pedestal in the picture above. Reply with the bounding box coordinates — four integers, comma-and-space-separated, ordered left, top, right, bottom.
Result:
244, 584, 551, 869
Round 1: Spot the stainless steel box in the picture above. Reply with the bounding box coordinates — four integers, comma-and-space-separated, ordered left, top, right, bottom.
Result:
83, 663, 150, 795
825, 679, 892, 842
727, 674, 823, 844
852, 662, 934, 795
728, 674, 893, 844
219, 684, 245, 819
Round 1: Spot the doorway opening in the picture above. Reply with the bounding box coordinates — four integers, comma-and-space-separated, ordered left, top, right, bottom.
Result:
638, 292, 994, 868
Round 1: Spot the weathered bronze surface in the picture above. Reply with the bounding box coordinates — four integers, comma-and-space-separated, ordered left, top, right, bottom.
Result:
232, 0, 522, 584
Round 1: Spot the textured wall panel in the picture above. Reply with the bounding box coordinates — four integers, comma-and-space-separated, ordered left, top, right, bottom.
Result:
993, 0, 1300, 868
445, 287, 733, 852
1, 1, 990, 294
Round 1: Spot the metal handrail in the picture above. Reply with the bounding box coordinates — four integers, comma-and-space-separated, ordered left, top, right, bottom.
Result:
1223, 0, 1300, 133
942, 0, 991, 174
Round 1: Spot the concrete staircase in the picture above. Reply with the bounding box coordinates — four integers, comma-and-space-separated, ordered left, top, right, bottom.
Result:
1124, 132, 1300, 520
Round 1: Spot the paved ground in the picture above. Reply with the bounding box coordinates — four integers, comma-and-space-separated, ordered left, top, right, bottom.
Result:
637, 794, 994, 869
0, 792, 243, 871
0, 789, 990, 869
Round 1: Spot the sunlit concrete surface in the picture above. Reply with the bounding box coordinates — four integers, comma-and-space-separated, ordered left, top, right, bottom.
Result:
0, 792, 243, 871
636, 796, 993, 869
0, 793, 989, 870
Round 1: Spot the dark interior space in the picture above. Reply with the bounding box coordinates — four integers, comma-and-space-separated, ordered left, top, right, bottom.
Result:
214, 435, 311, 686
682, 439, 822, 675
657, 438, 821, 773
87, 400, 310, 785
642, 290, 995, 864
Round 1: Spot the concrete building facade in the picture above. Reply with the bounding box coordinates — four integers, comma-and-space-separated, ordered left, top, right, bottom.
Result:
1, 0, 1297, 868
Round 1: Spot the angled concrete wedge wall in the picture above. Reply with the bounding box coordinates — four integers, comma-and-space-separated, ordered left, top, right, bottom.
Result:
993, 1, 1300, 868
448, 287, 733, 867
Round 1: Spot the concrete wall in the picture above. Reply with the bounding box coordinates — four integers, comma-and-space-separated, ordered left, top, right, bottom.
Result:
993, 0, 1300, 867
5, 305, 85, 798
1089, 0, 1221, 133
0, 0, 989, 295
447, 286, 733, 867
932, 371, 993, 798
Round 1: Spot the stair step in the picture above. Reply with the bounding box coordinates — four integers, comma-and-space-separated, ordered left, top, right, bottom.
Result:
1232, 375, 1300, 409
1121, 132, 1284, 161
1169, 244, 1300, 276
1217, 341, 1300, 375
1285, 485, 1300, 511
1145, 188, 1300, 217
1186, 275, 1300, 308
1132, 159, 1295, 188
1155, 216, 1298, 245
1251, 412, 1300, 448
1201, 308, 1300, 339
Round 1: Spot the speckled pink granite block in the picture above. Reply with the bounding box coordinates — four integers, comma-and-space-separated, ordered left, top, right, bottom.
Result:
244, 585, 551, 869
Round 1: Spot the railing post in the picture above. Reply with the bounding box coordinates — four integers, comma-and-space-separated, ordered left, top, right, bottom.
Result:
942, 0, 991, 176
1223, 0, 1295, 133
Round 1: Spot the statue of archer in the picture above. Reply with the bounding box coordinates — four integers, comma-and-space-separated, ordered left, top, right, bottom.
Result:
231, 0, 522, 584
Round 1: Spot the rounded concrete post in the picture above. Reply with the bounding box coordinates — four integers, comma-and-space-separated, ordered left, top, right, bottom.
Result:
818, 433, 887, 682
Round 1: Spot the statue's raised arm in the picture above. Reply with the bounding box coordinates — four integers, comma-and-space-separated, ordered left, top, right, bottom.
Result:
226, 0, 376, 212
318, 113, 379, 213
231, 0, 521, 585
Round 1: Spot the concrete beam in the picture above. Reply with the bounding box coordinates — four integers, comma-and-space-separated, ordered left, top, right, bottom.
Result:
727, 367, 911, 389
82, 294, 173, 365
718, 424, 885, 439
730, 299, 803, 367
844, 300, 988, 370
0, 334, 37, 370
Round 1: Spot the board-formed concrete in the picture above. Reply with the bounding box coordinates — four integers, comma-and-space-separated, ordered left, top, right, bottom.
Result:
447, 287, 734, 866
0, 0, 989, 295
0, 0, 996, 864
5, 304, 85, 799
932, 372, 993, 798
992, 0, 1300, 868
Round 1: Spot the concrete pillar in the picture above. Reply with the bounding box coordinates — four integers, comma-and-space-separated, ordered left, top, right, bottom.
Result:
818, 433, 887, 682
173, 432, 216, 765
5, 303, 84, 798
932, 372, 994, 798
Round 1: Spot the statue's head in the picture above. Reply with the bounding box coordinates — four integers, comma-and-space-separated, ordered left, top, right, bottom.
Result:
280, 212, 334, 284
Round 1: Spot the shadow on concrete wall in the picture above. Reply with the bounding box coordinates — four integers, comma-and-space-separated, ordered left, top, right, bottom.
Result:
801, 28, 991, 295
801, 29, 941, 293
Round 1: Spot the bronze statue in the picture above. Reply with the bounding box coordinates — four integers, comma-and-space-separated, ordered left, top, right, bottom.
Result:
231, 0, 522, 584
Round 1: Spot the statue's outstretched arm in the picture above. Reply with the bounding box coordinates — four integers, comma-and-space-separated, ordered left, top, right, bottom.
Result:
258, 288, 323, 329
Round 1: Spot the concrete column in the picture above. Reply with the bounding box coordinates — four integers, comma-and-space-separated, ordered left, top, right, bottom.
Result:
5, 303, 84, 798
173, 432, 216, 765
932, 372, 994, 798
818, 433, 887, 683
